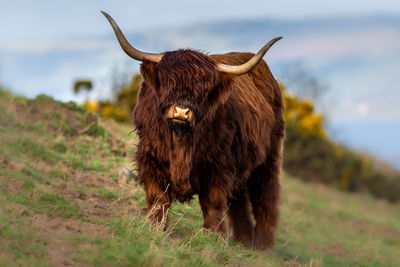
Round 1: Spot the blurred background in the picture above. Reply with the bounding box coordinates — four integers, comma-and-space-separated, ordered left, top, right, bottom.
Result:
1, 1, 400, 199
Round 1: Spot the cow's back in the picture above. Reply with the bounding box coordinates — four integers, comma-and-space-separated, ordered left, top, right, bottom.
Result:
210, 52, 284, 165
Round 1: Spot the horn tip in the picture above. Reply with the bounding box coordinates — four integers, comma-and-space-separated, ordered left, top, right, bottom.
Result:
100, 10, 109, 17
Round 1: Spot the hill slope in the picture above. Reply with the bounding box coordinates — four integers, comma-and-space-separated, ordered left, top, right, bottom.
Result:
0, 90, 399, 266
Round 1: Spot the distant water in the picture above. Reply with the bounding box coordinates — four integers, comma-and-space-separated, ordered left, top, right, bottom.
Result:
328, 120, 400, 170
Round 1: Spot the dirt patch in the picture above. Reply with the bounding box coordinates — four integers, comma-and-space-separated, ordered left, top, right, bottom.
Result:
0, 202, 28, 216
356, 220, 399, 238
1, 155, 22, 170
313, 243, 351, 258
31, 214, 109, 237
286, 192, 304, 204
29, 214, 103, 266
284, 260, 302, 267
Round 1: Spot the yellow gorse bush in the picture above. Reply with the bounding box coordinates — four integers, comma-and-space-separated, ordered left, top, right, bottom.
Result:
83, 74, 142, 122
84, 101, 99, 112
100, 103, 129, 122
279, 82, 326, 138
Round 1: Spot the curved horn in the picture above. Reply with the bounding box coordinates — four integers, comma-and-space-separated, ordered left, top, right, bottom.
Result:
217, 37, 282, 75
101, 11, 163, 62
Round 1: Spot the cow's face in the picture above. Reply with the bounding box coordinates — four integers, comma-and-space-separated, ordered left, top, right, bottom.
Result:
141, 50, 232, 135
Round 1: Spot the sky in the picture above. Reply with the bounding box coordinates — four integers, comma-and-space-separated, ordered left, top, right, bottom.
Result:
1, 0, 400, 45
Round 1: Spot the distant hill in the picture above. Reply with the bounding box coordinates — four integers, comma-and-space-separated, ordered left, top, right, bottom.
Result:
125, 14, 400, 53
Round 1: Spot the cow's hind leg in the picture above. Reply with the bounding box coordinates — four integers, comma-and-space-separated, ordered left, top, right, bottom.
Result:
228, 189, 254, 247
248, 153, 281, 249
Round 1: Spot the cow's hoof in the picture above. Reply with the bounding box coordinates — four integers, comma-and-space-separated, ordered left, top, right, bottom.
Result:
253, 227, 274, 250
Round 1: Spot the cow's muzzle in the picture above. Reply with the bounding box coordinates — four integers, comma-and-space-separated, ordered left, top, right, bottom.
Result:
166, 105, 194, 125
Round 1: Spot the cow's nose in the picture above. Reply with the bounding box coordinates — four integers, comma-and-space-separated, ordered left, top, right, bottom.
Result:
173, 106, 190, 120
165, 105, 194, 124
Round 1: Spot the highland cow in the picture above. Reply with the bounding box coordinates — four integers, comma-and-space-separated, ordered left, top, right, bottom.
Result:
102, 11, 285, 249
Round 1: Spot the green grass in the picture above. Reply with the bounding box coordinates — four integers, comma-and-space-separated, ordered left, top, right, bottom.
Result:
96, 187, 120, 200
0, 88, 399, 266
7, 191, 81, 219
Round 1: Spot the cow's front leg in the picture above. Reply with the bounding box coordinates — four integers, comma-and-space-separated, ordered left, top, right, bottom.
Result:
199, 187, 227, 234
144, 180, 171, 229
137, 145, 172, 229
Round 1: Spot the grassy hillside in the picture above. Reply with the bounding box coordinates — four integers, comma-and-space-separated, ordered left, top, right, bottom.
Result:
0, 90, 399, 266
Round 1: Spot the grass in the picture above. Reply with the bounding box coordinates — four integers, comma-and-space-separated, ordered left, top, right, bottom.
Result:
8, 191, 81, 219
0, 88, 399, 266
70, 175, 400, 266
96, 187, 120, 200
0, 212, 48, 267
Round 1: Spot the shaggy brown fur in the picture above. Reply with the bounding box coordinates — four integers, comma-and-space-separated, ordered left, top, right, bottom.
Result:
133, 49, 285, 249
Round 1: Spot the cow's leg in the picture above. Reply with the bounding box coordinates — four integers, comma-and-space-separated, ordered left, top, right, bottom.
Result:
248, 163, 280, 249
227, 189, 254, 247
199, 187, 227, 234
248, 141, 282, 249
144, 179, 171, 229
137, 149, 171, 229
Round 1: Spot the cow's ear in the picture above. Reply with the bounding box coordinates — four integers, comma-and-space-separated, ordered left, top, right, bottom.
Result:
208, 73, 234, 107
140, 61, 157, 89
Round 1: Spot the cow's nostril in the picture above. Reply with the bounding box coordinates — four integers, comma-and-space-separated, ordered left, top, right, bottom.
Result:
174, 106, 190, 118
